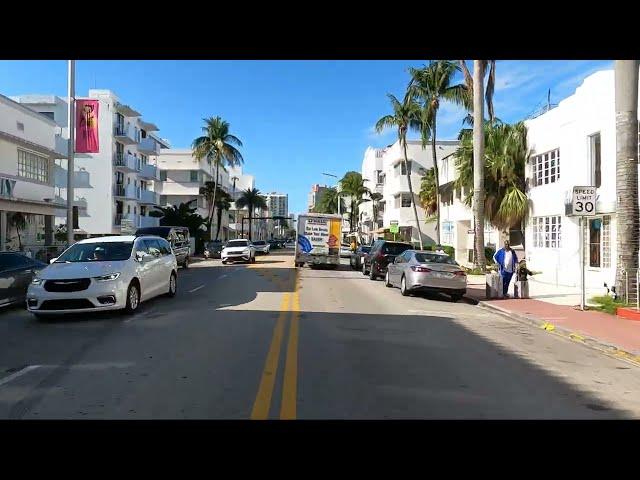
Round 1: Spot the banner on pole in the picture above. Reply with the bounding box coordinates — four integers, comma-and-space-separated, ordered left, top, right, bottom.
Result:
75, 99, 100, 153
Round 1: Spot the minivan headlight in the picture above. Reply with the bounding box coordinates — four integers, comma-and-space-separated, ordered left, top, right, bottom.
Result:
31, 277, 44, 285
94, 273, 120, 282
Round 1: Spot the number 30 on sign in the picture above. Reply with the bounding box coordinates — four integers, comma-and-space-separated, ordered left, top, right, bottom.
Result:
572, 186, 596, 216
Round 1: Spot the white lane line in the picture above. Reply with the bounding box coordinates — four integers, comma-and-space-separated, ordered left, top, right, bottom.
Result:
188, 284, 206, 293
0, 365, 41, 387
219, 274, 228, 279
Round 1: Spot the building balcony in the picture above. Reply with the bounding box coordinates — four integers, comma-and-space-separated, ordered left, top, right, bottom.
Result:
138, 137, 160, 155
113, 125, 137, 145
138, 189, 159, 205
113, 184, 140, 200
113, 152, 141, 172
54, 195, 87, 210
139, 163, 157, 180
114, 212, 137, 226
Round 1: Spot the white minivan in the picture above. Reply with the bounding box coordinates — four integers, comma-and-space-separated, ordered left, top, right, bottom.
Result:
27, 235, 177, 318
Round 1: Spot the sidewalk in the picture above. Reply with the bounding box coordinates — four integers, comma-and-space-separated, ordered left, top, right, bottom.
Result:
464, 275, 640, 361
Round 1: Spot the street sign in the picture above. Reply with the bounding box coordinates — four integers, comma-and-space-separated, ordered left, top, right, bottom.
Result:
389, 220, 399, 234
572, 186, 597, 216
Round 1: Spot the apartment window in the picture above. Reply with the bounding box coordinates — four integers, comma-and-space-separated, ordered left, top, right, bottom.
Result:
396, 161, 412, 176
140, 154, 147, 166
587, 216, 611, 268
589, 133, 601, 189
532, 215, 562, 248
127, 205, 131, 214
443, 221, 454, 245
39, 111, 55, 120
141, 129, 147, 139
531, 149, 560, 186
134, 206, 137, 215
140, 206, 147, 216
115, 113, 124, 132
17, 149, 49, 183
115, 171, 124, 185
190, 170, 199, 182
160, 170, 167, 181
401, 193, 412, 208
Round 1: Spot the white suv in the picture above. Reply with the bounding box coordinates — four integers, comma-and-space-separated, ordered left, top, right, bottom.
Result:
27, 235, 177, 318
221, 239, 256, 264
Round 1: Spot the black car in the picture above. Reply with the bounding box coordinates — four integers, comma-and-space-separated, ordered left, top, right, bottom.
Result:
1, 252, 47, 308
362, 240, 413, 280
204, 241, 224, 259
135, 226, 191, 268
350, 245, 371, 271
268, 240, 282, 250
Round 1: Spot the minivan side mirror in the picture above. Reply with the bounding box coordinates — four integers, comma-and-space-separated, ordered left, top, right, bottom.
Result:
135, 251, 146, 263
49, 257, 58, 264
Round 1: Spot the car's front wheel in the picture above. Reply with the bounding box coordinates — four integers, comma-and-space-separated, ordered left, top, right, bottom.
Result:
124, 282, 140, 314
166, 272, 177, 297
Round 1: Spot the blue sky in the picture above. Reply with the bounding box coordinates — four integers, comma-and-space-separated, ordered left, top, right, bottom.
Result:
0, 60, 612, 215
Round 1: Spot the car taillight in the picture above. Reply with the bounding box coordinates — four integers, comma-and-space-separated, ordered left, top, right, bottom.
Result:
454, 271, 467, 277
411, 266, 432, 272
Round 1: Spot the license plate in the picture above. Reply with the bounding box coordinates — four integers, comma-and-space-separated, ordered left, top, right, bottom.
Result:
433, 272, 453, 279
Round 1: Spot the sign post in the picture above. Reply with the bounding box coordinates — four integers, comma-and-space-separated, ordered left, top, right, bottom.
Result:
572, 186, 597, 310
390, 220, 399, 241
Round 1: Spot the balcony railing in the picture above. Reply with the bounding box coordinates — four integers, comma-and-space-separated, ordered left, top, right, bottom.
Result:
139, 163, 157, 179
113, 125, 137, 144
113, 184, 140, 199
138, 137, 160, 155
138, 215, 159, 228
139, 189, 158, 205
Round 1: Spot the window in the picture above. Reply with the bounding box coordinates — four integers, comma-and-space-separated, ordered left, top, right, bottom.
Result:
143, 239, 163, 257
401, 193, 412, 208
39, 111, 55, 120
532, 216, 562, 248
587, 216, 611, 268
442, 221, 454, 245
127, 205, 131, 214
160, 170, 167, 181
190, 170, 199, 182
140, 154, 147, 166
134, 206, 137, 215
531, 149, 560, 186
396, 161, 412, 176
589, 133, 601, 189
17, 149, 49, 183
54, 242, 133, 263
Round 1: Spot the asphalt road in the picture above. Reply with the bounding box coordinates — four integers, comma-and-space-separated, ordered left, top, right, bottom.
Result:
1, 250, 640, 419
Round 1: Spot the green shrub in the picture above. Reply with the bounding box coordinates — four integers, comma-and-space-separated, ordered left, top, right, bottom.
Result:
589, 295, 628, 315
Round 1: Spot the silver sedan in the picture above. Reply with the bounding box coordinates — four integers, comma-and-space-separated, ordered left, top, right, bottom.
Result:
384, 250, 467, 302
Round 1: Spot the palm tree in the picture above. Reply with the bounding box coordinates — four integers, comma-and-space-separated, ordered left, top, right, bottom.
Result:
408, 60, 469, 244
369, 192, 384, 228
458, 60, 497, 269
418, 167, 438, 221
150, 200, 206, 237
339, 171, 371, 235
192, 116, 243, 239
614, 60, 639, 299
453, 121, 529, 240
236, 188, 267, 240
214, 190, 232, 241
199, 181, 217, 237
9, 212, 27, 251
375, 93, 425, 249
313, 187, 346, 214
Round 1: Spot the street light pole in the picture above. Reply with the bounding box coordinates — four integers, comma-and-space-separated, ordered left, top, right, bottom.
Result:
66, 60, 76, 246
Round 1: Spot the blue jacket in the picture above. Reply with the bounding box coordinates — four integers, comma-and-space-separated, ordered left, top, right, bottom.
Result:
493, 248, 518, 275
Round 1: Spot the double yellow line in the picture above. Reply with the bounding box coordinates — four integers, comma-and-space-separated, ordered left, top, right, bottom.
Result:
250, 271, 300, 420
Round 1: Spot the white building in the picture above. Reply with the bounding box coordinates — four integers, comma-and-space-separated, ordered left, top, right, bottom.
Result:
264, 192, 288, 238
523, 69, 625, 293
0, 94, 66, 259
360, 139, 458, 246
13, 90, 167, 236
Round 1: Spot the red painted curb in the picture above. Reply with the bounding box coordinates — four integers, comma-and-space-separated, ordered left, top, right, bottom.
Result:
616, 307, 640, 321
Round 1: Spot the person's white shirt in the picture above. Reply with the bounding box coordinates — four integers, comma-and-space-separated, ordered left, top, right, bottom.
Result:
503, 249, 514, 273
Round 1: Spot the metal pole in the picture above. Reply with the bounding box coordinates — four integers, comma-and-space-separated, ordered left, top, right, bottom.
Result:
580, 216, 586, 310
66, 60, 76, 246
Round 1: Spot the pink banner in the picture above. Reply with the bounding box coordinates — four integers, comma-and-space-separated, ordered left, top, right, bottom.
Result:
75, 99, 99, 153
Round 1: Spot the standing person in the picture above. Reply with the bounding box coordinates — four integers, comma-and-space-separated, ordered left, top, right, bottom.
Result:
515, 259, 535, 299
493, 240, 518, 298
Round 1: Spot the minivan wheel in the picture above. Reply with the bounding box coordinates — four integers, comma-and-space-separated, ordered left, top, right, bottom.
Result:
166, 272, 177, 297
124, 283, 140, 314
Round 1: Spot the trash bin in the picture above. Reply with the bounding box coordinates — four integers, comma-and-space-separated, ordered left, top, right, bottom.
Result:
485, 271, 501, 299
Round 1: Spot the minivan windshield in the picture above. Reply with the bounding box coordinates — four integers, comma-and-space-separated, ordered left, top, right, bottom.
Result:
226, 240, 249, 248
55, 242, 133, 263
382, 243, 412, 255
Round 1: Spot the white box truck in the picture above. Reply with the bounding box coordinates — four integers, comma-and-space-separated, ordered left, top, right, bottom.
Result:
295, 213, 342, 268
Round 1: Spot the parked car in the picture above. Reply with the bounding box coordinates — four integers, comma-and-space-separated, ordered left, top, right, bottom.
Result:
385, 250, 467, 301
221, 239, 256, 264
349, 245, 371, 270
268, 240, 281, 250
340, 244, 352, 258
1, 252, 48, 308
284, 240, 296, 248
135, 226, 191, 268
362, 240, 413, 280
252, 240, 270, 255
26, 235, 177, 318
203, 240, 224, 259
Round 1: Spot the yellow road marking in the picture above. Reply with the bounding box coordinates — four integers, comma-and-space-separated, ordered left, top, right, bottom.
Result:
250, 292, 291, 420
280, 276, 300, 420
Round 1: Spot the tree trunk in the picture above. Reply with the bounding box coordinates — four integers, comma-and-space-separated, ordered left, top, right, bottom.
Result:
215, 207, 223, 241
473, 60, 487, 270
248, 205, 253, 241
614, 60, 639, 299
210, 157, 220, 241
431, 122, 441, 245
403, 138, 424, 250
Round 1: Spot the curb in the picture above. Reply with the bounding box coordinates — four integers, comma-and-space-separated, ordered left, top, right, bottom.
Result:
477, 301, 640, 368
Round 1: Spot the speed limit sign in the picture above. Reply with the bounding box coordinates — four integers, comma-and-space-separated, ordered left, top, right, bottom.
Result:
572, 186, 597, 216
